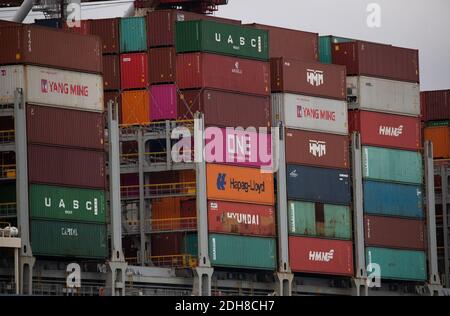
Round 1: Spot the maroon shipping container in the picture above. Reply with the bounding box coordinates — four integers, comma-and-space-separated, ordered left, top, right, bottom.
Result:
177, 53, 270, 96
271, 58, 346, 100
421, 90, 450, 121
246, 23, 318, 61
181, 199, 196, 218
104, 91, 122, 123
27, 104, 104, 150
28, 144, 106, 189
151, 232, 184, 256
120, 53, 149, 90
332, 41, 419, 83
178, 89, 271, 129
364, 215, 426, 250
0, 24, 102, 74
285, 129, 349, 169
147, 9, 241, 48
103, 54, 121, 91
149, 47, 176, 84
90, 18, 120, 54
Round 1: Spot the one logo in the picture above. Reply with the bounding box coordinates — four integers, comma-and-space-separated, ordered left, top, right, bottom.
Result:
217, 173, 226, 190
289, 169, 298, 178
379, 125, 404, 137
41, 79, 48, 93
306, 69, 324, 86
232, 62, 243, 74
309, 140, 327, 157
309, 249, 335, 262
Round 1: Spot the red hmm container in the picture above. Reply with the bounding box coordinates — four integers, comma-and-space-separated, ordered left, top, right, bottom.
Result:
178, 89, 271, 129
246, 23, 318, 61
289, 236, 354, 276
89, 18, 120, 54
120, 53, 149, 90
176, 53, 270, 96
364, 215, 426, 250
285, 129, 349, 169
149, 47, 176, 84
271, 58, 346, 100
421, 90, 450, 121
27, 104, 104, 150
28, 144, 106, 189
208, 200, 276, 237
348, 110, 421, 151
0, 24, 102, 74
103, 54, 121, 91
332, 41, 419, 83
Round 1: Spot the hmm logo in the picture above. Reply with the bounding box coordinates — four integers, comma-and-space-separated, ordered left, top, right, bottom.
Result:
217, 173, 226, 191
41, 79, 48, 93
232, 62, 243, 75
289, 169, 299, 178
309, 140, 326, 157
379, 125, 404, 137
309, 249, 334, 262
306, 69, 324, 87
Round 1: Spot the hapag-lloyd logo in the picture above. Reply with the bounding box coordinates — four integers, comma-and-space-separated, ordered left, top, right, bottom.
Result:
309, 249, 335, 262
297, 105, 336, 121
306, 69, 324, 87
41, 79, 89, 97
379, 125, 404, 137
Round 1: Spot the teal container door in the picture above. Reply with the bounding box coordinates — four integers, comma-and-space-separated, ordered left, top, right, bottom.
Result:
120, 17, 147, 53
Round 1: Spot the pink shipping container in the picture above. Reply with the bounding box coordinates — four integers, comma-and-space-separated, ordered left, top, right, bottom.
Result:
150, 84, 177, 121
120, 53, 149, 90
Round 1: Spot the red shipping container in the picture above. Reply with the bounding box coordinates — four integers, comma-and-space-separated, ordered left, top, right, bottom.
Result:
178, 89, 271, 128
151, 232, 184, 256
332, 41, 419, 83
271, 58, 346, 100
208, 200, 276, 237
90, 18, 120, 54
421, 90, 450, 121
176, 53, 270, 96
27, 104, 104, 150
103, 54, 121, 91
289, 236, 354, 276
149, 47, 176, 84
120, 53, 149, 90
62, 20, 91, 35
285, 129, 349, 169
349, 110, 421, 151
28, 144, 106, 189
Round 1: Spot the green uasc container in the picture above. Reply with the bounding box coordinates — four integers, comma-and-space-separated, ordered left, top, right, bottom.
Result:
120, 16, 147, 53
319, 35, 354, 63
176, 20, 269, 61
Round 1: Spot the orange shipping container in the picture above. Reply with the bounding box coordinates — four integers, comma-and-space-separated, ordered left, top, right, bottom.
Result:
121, 90, 150, 125
152, 197, 181, 220
206, 164, 275, 206
424, 126, 450, 159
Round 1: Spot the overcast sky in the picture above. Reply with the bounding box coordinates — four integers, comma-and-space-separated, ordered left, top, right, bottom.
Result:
216, 0, 450, 91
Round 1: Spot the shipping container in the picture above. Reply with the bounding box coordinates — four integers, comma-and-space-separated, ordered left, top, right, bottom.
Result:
332, 41, 419, 83
151, 197, 184, 229
178, 89, 271, 128
349, 111, 421, 151
286, 164, 351, 205
346, 76, 420, 116
421, 90, 450, 121
206, 164, 275, 205
288, 201, 351, 240
149, 47, 176, 84
62, 20, 91, 35
363, 180, 423, 219
0, 65, 103, 111
27, 104, 104, 150
364, 215, 426, 250
0, 24, 102, 74
424, 126, 450, 159
271, 58, 346, 100
147, 9, 241, 48
121, 90, 150, 125
208, 200, 275, 236
29, 184, 106, 223
285, 129, 349, 169
362, 146, 423, 184
318, 35, 354, 64
120, 16, 147, 53
150, 84, 177, 121
28, 145, 106, 189
34, 18, 62, 29
151, 232, 184, 256
289, 236, 354, 276
103, 55, 120, 91
272, 93, 348, 135
89, 18, 120, 54
176, 53, 270, 96
366, 247, 426, 281
31, 219, 107, 259
120, 53, 149, 90
246, 24, 318, 61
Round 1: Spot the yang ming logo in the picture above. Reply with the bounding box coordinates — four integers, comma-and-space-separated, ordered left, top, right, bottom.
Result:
217, 173, 226, 191
41, 79, 48, 93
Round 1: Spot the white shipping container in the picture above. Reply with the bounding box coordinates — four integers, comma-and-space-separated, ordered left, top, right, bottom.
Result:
347, 76, 420, 116
272, 93, 348, 135
0, 65, 103, 112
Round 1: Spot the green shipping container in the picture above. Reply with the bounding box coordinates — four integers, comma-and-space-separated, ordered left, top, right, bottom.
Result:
319, 35, 354, 63
31, 220, 107, 259
176, 20, 269, 61
426, 121, 450, 127
288, 201, 351, 240
29, 184, 106, 223
120, 17, 147, 53
362, 146, 423, 185
366, 247, 427, 281
183, 233, 198, 256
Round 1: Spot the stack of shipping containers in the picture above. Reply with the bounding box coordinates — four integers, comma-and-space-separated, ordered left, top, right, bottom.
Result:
332, 40, 427, 281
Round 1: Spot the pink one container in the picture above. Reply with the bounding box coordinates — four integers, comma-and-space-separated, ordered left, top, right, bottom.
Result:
150, 84, 177, 121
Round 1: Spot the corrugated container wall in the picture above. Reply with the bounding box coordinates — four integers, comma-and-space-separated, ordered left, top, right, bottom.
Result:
424, 126, 450, 158
318, 35, 354, 64
120, 53, 149, 90
150, 84, 177, 121
89, 18, 120, 54
149, 47, 176, 84
120, 16, 147, 53
121, 90, 150, 125
103, 55, 120, 91
421, 90, 450, 121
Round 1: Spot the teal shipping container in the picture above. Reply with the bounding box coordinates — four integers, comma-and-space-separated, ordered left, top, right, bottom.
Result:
362, 146, 423, 185
120, 17, 147, 53
288, 201, 351, 240
176, 20, 269, 61
319, 35, 354, 63
366, 247, 427, 281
